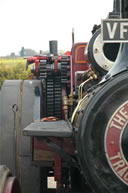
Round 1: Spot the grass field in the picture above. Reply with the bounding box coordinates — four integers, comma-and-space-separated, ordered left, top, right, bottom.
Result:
0, 57, 31, 88
0, 57, 26, 65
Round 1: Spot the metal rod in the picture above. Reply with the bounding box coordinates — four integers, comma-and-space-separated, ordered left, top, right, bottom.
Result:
12, 104, 18, 175
72, 28, 75, 46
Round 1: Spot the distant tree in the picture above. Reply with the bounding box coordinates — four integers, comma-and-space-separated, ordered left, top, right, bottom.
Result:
20, 47, 25, 57
40, 50, 65, 55
58, 49, 65, 55
24, 48, 38, 56
19, 47, 38, 57
10, 52, 15, 57
42, 50, 49, 55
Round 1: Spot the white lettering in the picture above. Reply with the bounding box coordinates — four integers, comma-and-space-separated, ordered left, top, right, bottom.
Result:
120, 23, 128, 39
113, 160, 125, 171
106, 22, 118, 39
110, 152, 122, 161
118, 166, 128, 177
124, 172, 128, 181
110, 121, 122, 130
119, 107, 128, 120
114, 114, 126, 126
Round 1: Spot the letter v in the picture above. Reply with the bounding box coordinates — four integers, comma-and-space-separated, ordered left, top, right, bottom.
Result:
106, 22, 118, 39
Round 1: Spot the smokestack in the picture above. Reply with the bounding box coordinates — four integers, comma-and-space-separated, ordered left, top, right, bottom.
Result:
49, 40, 58, 55
109, 0, 121, 18
113, 0, 120, 12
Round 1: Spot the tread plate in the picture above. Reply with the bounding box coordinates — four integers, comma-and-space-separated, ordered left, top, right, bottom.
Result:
23, 120, 72, 137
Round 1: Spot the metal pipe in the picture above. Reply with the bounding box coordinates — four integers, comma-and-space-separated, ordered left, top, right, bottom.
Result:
121, 0, 128, 18
109, 0, 121, 18
49, 40, 58, 55
113, 0, 120, 12
72, 28, 75, 46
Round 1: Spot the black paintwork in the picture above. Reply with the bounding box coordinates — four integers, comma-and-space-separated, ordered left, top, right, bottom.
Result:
104, 43, 128, 80
121, 124, 128, 162
77, 72, 128, 193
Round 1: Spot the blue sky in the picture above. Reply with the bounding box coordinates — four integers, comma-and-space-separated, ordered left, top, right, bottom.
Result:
0, 0, 112, 56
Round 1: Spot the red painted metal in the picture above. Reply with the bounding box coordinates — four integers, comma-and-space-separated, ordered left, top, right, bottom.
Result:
33, 137, 74, 160
64, 51, 71, 56
32, 42, 89, 163
27, 56, 49, 65
58, 56, 62, 60
105, 101, 128, 185
71, 42, 89, 84
54, 59, 58, 73
28, 42, 90, 190
54, 154, 62, 188
4, 177, 21, 193
35, 59, 39, 77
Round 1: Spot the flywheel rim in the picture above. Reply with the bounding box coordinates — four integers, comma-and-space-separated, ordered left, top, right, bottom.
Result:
77, 72, 128, 193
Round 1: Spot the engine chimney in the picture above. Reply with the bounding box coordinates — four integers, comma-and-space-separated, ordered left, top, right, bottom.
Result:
109, 0, 121, 18
49, 40, 58, 55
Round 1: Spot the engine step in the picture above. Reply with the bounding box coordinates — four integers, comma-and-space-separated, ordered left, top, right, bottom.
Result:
23, 120, 72, 137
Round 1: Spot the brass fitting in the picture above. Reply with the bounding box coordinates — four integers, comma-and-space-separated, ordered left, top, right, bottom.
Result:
63, 93, 74, 120
63, 96, 68, 120
68, 93, 73, 106
78, 68, 98, 100
87, 68, 97, 78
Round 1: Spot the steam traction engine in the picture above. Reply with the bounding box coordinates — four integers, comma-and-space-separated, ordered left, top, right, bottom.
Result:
1, 0, 128, 193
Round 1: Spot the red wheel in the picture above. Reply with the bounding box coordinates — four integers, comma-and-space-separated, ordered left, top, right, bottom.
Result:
0, 165, 21, 193
4, 177, 21, 193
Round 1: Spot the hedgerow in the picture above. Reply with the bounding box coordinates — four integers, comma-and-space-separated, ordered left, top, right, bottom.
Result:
0, 58, 32, 88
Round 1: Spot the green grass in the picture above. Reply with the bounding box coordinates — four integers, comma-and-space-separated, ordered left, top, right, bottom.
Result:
0, 57, 26, 64
0, 57, 32, 88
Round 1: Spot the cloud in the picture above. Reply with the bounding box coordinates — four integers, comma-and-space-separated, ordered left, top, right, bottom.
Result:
0, 0, 112, 56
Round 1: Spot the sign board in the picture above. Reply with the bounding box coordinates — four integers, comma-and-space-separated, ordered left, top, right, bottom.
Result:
101, 19, 128, 43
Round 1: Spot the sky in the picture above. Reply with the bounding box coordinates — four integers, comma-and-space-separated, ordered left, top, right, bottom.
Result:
0, 0, 113, 56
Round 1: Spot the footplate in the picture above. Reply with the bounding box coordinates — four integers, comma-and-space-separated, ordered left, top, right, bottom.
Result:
23, 120, 72, 137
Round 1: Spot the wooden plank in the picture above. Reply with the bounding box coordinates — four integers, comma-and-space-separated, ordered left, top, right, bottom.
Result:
34, 149, 55, 161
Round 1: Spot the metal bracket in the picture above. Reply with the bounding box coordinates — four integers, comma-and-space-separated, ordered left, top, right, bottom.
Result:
46, 139, 78, 168
12, 104, 18, 175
